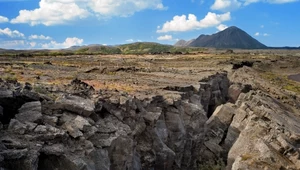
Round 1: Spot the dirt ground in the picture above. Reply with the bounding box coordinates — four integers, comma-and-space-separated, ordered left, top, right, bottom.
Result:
0, 49, 300, 101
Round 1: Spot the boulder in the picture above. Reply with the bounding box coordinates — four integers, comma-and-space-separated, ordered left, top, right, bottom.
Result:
8, 119, 27, 134
66, 79, 95, 98
62, 115, 91, 138
41, 144, 64, 156
0, 89, 13, 99
42, 115, 58, 126
228, 83, 252, 103
16, 101, 42, 123
33, 125, 66, 141
55, 94, 95, 117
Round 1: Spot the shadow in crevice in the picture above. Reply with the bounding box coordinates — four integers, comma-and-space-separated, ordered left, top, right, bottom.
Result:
0, 96, 36, 126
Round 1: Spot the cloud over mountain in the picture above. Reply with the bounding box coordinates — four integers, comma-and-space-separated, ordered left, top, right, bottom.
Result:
157, 12, 231, 33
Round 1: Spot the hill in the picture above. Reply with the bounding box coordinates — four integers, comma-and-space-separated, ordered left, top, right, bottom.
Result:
75, 45, 122, 54
176, 26, 267, 49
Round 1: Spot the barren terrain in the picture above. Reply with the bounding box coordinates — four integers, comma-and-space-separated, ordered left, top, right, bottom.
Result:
1, 49, 300, 170
1, 49, 299, 100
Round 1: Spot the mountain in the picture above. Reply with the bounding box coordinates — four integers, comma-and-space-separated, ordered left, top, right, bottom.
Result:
174, 39, 195, 47
176, 26, 267, 49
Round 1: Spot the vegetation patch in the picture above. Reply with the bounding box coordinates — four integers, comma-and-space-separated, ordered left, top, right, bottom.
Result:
260, 72, 300, 94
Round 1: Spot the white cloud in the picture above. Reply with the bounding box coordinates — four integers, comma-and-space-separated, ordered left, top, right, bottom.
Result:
157, 12, 231, 33
125, 39, 142, 43
11, 0, 166, 26
243, 0, 260, 5
0, 28, 25, 38
216, 24, 228, 31
126, 39, 134, 42
11, 0, 89, 26
249, 0, 299, 4
211, 0, 241, 11
211, 0, 299, 10
0, 16, 9, 23
30, 42, 37, 47
41, 37, 83, 49
260, 25, 264, 28
268, 0, 299, 3
254, 32, 270, 37
0, 40, 25, 49
88, 0, 166, 17
157, 35, 173, 41
29, 34, 52, 40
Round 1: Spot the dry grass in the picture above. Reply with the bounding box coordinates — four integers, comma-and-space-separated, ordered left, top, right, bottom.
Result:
83, 80, 149, 93
260, 72, 300, 94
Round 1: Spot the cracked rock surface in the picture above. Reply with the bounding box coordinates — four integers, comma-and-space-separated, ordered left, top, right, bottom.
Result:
0, 72, 300, 170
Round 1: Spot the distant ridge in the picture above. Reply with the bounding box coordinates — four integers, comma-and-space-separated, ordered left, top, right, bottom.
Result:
175, 26, 267, 49
174, 39, 195, 47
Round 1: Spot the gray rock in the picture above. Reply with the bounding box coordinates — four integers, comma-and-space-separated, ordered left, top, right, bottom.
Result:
1, 137, 27, 149
16, 101, 42, 123
85, 149, 110, 170
34, 125, 48, 134
62, 115, 91, 138
42, 115, 58, 126
0, 89, 13, 99
228, 84, 243, 103
73, 116, 91, 130
226, 91, 300, 170
63, 123, 83, 138
153, 130, 176, 170
89, 133, 117, 148
0, 148, 28, 159
83, 126, 98, 139
20, 89, 41, 101
55, 94, 95, 117
109, 136, 139, 170
8, 119, 27, 134
33, 125, 66, 140
42, 144, 64, 156
142, 110, 161, 124
199, 73, 229, 116
206, 104, 235, 127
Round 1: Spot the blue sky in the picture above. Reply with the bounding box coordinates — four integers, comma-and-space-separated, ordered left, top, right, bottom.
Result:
0, 0, 299, 49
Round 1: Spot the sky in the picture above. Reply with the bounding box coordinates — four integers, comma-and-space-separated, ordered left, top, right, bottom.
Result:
0, 0, 299, 49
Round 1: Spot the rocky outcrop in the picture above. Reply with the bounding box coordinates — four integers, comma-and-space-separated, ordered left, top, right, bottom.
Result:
0, 72, 299, 170
226, 91, 300, 170
55, 94, 95, 117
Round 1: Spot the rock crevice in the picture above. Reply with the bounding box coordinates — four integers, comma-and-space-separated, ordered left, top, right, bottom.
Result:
1, 72, 299, 170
